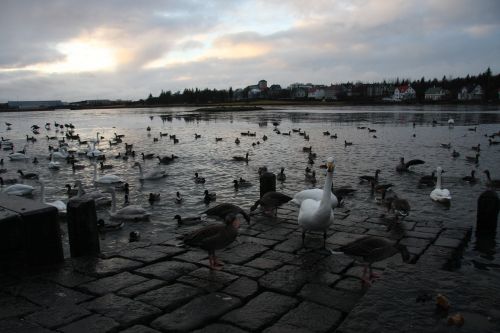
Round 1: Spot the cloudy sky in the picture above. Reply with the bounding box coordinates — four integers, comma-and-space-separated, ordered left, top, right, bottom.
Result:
1, 0, 499, 102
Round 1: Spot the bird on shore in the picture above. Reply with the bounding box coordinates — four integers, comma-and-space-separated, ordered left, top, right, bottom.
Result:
182, 213, 240, 270
396, 157, 425, 172
336, 236, 410, 286
202, 203, 250, 224
250, 191, 292, 217
174, 214, 204, 226
430, 167, 451, 205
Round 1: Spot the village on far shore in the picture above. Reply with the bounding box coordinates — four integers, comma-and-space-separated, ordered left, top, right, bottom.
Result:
2, 68, 499, 111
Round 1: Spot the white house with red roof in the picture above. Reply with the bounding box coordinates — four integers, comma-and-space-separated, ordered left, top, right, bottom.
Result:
390, 84, 416, 101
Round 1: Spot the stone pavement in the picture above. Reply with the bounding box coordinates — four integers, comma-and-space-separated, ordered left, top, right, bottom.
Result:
0, 205, 474, 332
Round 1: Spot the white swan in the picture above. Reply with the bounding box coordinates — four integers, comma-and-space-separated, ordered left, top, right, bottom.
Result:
106, 187, 151, 221
87, 142, 103, 158
4, 183, 34, 196
133, 162, 167, 180
8, 152, 29, 161
51, 148, 69, 159
298, 157, 335, 246
39, 180, 66, 214
75, 180, 112, 207
48, 154, 61, 170
92, 163, 125, 185
430, 166, 451, 204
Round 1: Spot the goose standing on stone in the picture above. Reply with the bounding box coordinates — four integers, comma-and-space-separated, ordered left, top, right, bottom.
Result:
250, 191, 292, 216
337, 236, 410, 286
298, 157, 335, 247
182, 213, 240, 270
430, 167, 451, 205
202, 203, 250, 224
396, 157, 425, 172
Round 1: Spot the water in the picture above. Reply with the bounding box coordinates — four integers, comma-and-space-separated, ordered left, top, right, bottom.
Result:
1, 105, 499, 277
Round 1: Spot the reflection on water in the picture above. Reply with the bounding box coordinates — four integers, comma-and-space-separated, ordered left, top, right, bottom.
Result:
0, 105, 499, 276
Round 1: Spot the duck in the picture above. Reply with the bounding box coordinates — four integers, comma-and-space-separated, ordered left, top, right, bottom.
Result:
202, 203, 251, 224
39, 180, 66, 215
3, 183, 34, 196
298, 157, 335, 247
430, 166, 451, 205
471, 144, 481, 152
141, 152, 155, 160
148, 192, 161, 204
336, 236, 410, 286
276, 167, 286, 181
330, 133, 338, 139
360, 169, 381, 183
92, 163, 125, 186
203, 190, 216, 204
100, 161, 113, 170
182, 213, 240, 270
484, 170, 500, 189
465, 153, 479, 164
232, 152, 249, 162
157, 155, 174, 164
0, 176, 18, 185
451, 150, 460, 158
440, 143, 451, 149
234, 138, 240, 144
65, 184, 79, 197
129, 231, 140, 242
97, 219, 124, 232
305, 170, 317, 184
173, 214, 204, 225
17, 169, 39, 180
344, 140, 353, 146
194, 172, 206, 184
233, 179, 252, 190
250, 191, 292, 216
384, 192, 411, 221
133, 162, 167, 180
175, 191, 183, 204
418, 171, 436, 187
105, 187, 151, 221
396, 157, 425, 172
489, 139, 500, 145
462, 170, 477, 183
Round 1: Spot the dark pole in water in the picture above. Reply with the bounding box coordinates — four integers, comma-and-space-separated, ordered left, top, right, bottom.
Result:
476, 190, 499, 233
67, 198, 100, 257
260, 172, 276, 198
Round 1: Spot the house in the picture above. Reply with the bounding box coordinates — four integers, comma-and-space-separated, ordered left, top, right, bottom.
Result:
308, 87, 325, 100
458, 85, 483, 101
8, 100, 64, 110
390, 85, 416, 101
365, 83, 394, 98
424, 87, 449, 101
324, 86, 340, 100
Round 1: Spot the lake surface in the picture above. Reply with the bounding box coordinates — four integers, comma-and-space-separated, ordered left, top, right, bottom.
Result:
1, 104, 499, 276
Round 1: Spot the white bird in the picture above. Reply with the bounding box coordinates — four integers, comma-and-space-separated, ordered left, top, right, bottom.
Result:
48, 154, 61, 170
430, 166, 451, 205
39, 180, 66, 214
133, 162, 167, 180
448, 118, 454, 126
106, 187, 151, 221
92, 163, 125, 186
291, 179, 339, 210
8, 152, 29, 161
4, 183, 34, 196
51, 148, 69, 159
74, 180, 111, 207
298, 157, 335, 247
86, 142, 103, 157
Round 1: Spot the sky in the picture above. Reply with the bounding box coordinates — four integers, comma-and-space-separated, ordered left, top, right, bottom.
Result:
1, 0, 499, 102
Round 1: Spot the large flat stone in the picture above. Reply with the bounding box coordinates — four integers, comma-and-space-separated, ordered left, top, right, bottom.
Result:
151, 293, 241, 332
72, 256, 144, 277
24, 304, 91, 329
259, 265, 309, 294
41, 267, 96, 288
217, 243, 269, 264
78, 271, 148, 295
192, 323, 249, 333
135, 283, 203, 310
263, 301, 343, 333
134, 260, 197, 282
58, 314, 120, 333
0, 295, 40, 320
117, 279, 166, 298
222, 291, 298, 331
118, 247, 173, 263
223, 277, 259, 300
0, 318, 53, 333
327, 232, 366, 246
120, 325, 162, 333
189, 267, 239, 285
299, 283, 363, 313
81, 293, 161, 326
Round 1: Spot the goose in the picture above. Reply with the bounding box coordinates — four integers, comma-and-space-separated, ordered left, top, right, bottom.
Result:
336, 236, 410, 286
298, 157, 335, 247
175, 191, 183, 204
133, 162, 167, 180
92, 163, 125, 186
100, 161, 113, 170
39, 180, 66, 214
202, 203, 250, 224
418, 171, 436, 187
149, 192, 160, 204
360, 169, 381, 183
331, 133, 338, 139
305, 170, 317, 184
194, 172, 206, 184
250, 191, 292, 216
451, 150, 460, 158
17, 169, 38, 180
182, 213, 240, 269
276, 167, 286, 181
3, 183, 34, 196
71, 161, 85, 171
430, 166, 451, 205
484, 170, 500, 189
204, 190, 216, 204
396, 157, 425, 172
174, 214, 204, 225
233, 179, 252, 190
344, 140, 353, 146
440, 143, 451, 149
105, 187, 151, 221
471, 144, 480, 152
8, 152, 29, 161
302, 146, 312, 152
232, 152, 249, 162
32, 157, 39, 164
0, 176, 18, 185
489, 139, 500, 145
65, 184, 79, 197
157, 155, 174, 164
97, 219, 124, 232
332, 187, 356, 207
141, 152, 155, 160
465, 153, 479, 164
462, 170, 477, 183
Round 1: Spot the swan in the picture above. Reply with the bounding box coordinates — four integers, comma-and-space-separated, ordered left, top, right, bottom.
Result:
8, 152, 29, 161
48, 154, 61, 170
291, 170, 339, 211
92, 163, 125, 186
133, 162, 167, 180
75, 181, 112, 207
86, 142, 103, 158
105, 187, 151, 221
298, 157, 335, 247
430, 167, 451, 205
51, 148, 69, 159
39, 180, 66, 214
3, 183, 34, 196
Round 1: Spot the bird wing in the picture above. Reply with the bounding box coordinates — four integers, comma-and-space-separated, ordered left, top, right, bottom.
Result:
183, 224, 224, 246
405, 159, 425, 168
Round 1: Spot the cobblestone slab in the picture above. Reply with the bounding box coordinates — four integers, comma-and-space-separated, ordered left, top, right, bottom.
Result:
120, 324, 162, 333
151, 292, 241, 332
81, 293, 161, 326
0, 294, 40, 319
135, 283, 203, 310
223, 277, 259, 300
177, 275, 225, 292
41, 268, 96, 288
78, 271, 148, 295
192, 323, 249, 333
259, 265, 309, 294
117, 279, 166, 298
189, 267, 240, 285
134, 260, 197, 281
217, 243, 269, 264
222, 291, 298, 331
57, 314, 120, 333
263, 301, 343, 333
117, 247, 174, 263
25, 304, 91, 329
222, 264, 265, 278
245, 257, 283, 270
0, 318, 53, 333
299, 283, 363, 313
71, 256, 144, 277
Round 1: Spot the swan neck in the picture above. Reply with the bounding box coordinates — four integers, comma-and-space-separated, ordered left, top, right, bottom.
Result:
321, 168, 334, 205
436, 170, 442, 189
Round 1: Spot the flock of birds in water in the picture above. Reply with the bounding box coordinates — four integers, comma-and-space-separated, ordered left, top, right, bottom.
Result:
1, 116, 500, 284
